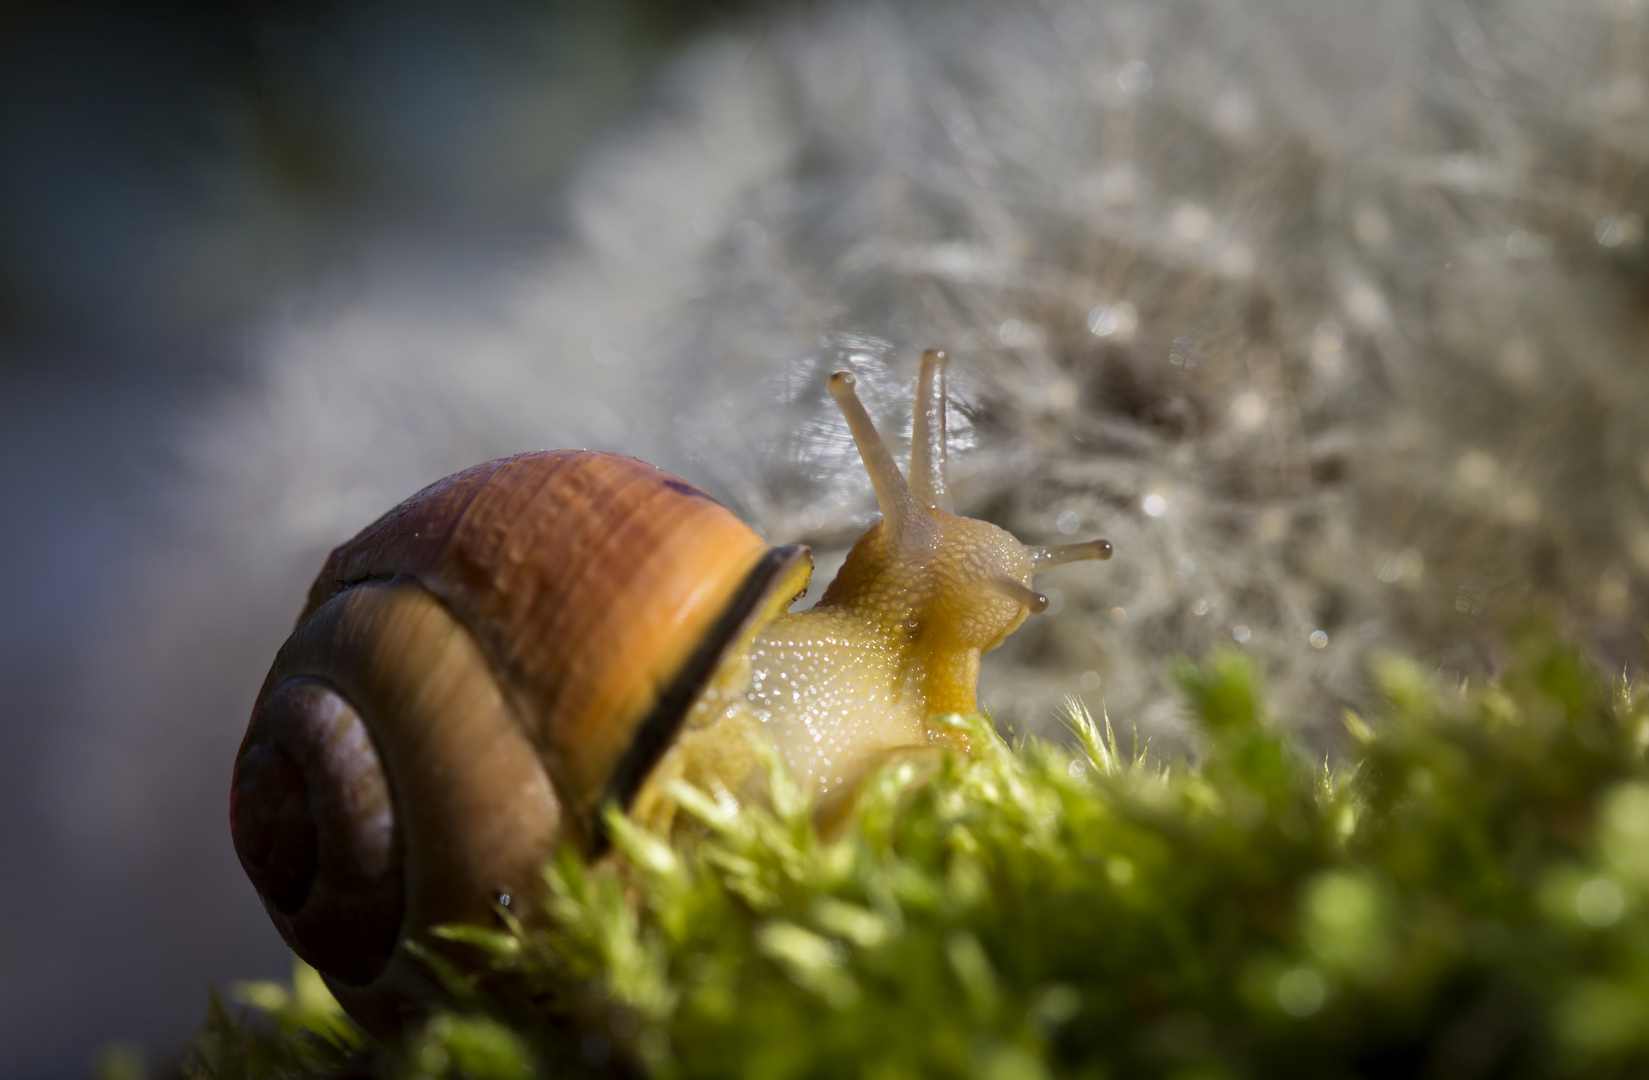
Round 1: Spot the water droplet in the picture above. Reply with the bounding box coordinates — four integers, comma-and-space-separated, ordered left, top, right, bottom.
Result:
1276, 968, 1325, 1017
999, 319, 1046, 348
1117, 60, 1152, 95
691, 204, 721, 239
1344, 282, 1386, 327
1211, 89, 1256, 140
1576, 878, 1624, 927
1375, 549, 1424, 584
1598, 568, 1631, 620
1170, 203, 1213, 243
1087, 301, 1138, 341
1456, 450, 1498, 488
1311, 321, 1346, 378
1230, 390, 1267, 430
1596, 213, 1643, 249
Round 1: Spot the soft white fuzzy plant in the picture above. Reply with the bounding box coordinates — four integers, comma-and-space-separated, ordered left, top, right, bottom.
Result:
92, 0, 1648, 787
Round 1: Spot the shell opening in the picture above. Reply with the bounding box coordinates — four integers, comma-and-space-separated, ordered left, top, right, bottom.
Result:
593, 544, 813, 852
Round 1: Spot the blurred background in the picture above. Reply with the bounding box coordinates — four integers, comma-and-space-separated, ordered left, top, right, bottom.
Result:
0, 1, 761, 1073
0, 0, 1644, 1074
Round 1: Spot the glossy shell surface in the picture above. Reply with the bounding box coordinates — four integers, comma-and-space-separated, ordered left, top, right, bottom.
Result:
232, 450, 780, 1029
299, 450, 774, 824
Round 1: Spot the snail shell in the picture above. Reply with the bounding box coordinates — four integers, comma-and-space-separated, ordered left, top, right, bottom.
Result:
232, 451, 807, 1029
230, 352, 1110, 1032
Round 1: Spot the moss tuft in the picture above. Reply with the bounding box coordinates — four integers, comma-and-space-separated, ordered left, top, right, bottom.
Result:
189, 628, 1649, 1078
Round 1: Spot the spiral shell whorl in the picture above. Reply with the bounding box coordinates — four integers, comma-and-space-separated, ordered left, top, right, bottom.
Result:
231, 678, 401, 985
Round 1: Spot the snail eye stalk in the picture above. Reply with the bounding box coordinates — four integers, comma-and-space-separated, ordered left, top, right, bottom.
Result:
909, 349, 953, 512
990, 577, 1050, 614
1029, 540, 1113, 571
828, 370, 919, 534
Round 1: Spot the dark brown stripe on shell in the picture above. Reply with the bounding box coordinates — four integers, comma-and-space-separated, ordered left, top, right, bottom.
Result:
590, 544, 810, 854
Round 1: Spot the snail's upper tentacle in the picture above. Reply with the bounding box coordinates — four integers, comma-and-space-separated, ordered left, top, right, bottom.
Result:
910, 349, 953, 512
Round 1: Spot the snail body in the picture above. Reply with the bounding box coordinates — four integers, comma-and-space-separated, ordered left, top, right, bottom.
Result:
230, 351, 1111, 1031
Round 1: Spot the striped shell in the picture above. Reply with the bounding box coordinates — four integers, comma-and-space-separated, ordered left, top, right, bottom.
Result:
230, 451, 802, 1030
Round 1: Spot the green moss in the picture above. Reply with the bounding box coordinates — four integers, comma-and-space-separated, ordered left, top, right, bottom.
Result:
187, 627, 1649, 1079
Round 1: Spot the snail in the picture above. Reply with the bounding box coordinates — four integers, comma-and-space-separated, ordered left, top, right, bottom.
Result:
229, 350, 1111, 1033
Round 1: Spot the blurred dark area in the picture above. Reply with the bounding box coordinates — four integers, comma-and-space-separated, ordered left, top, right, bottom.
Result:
0, 2, 758, 1075
0, 0, 755, 354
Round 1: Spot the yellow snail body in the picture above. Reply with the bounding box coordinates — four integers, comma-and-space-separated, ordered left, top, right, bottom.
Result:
229, 351, 1111, 1032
